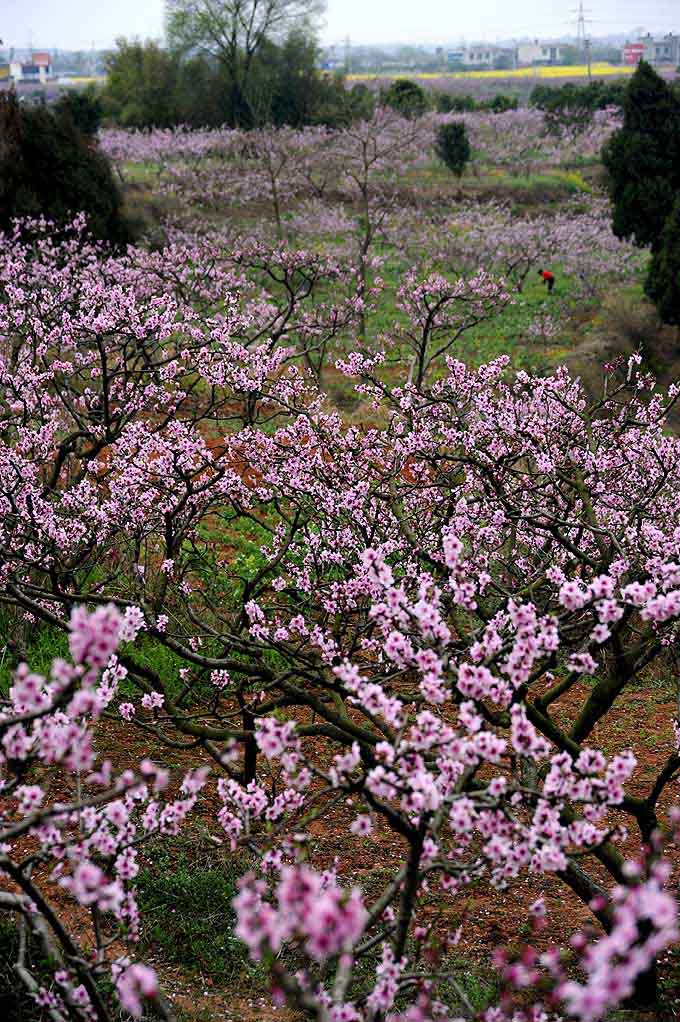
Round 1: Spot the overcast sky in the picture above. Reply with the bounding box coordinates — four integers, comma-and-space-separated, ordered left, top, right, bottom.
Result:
2, 0, 679, 51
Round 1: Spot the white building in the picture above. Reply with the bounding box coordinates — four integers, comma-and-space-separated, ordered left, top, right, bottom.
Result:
640, 33, 680, 65
516, 41, 566, 66
447, 49, 466, 67
461, 45, 514, 68
9, 52, 52, 83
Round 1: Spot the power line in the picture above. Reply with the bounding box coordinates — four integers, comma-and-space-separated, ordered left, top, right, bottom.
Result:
570, 1, 593, 50
344, 35, 352, 72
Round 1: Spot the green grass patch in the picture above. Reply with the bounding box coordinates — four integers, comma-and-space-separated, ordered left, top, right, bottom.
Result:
464, 169, 591, 207
347, 938, 497, 1015
121, 160, 163, 184
0, 614, 69, 695
136, 838, 255, 986
119, 634, 191, 701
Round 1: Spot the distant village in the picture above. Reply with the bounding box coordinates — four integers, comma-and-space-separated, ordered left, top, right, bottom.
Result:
0, 31, 678, 89
320, 32, 680, 73
446, 33, 679, 71
0, 48, 106, 86
0, 51, 54, 84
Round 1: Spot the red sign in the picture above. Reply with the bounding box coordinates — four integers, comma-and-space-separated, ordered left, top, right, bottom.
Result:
622, 43, 645, 65
31, 52, 50, 67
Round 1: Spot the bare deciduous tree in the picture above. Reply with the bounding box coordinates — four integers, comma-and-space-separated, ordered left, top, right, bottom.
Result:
166, 0, 326, 125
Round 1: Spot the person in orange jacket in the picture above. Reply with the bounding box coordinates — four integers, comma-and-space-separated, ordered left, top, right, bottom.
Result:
538, 268, 555, 293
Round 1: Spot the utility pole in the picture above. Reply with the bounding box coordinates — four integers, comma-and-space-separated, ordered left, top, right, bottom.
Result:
344, 35, 352, 75
585, 36, 592, 79
575, 1, 586, 48
571, 1, 593, 63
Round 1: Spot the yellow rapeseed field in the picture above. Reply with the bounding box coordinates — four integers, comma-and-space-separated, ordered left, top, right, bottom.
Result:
347, 63, 635, 82
64, 76, 102, 84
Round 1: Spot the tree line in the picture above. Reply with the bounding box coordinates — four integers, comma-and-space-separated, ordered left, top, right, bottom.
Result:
98, 0, 372, 129
101, 34, 376, 130
100, 39, 524, 132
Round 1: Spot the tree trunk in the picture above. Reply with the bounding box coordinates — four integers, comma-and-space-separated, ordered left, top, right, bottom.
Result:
239, 700, 257, 785
625, 961, 658, 1009
559, 863, 660, 1008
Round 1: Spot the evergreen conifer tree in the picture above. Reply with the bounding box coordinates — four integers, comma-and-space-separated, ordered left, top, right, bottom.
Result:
602, 61, 680, 252
645, 195, 680, 329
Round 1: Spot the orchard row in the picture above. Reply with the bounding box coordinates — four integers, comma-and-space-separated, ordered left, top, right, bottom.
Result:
0, 216, 678, 1020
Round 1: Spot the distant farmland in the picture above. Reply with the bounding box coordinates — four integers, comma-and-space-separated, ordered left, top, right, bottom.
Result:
348, 62, 637, 82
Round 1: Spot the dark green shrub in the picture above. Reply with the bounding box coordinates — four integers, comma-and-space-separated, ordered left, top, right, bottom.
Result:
434, 121, 471, 177
481, 93, 518, 112
447, 94, 477, 112
530, 79, 627, 112
0, 91, 134, 246
346, 82, 376, 121
54, 85, 104, 136
532, 80, 628, 135
434, 92, 454, 113
383, 78, 429, 119
436, 93, 515, 115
